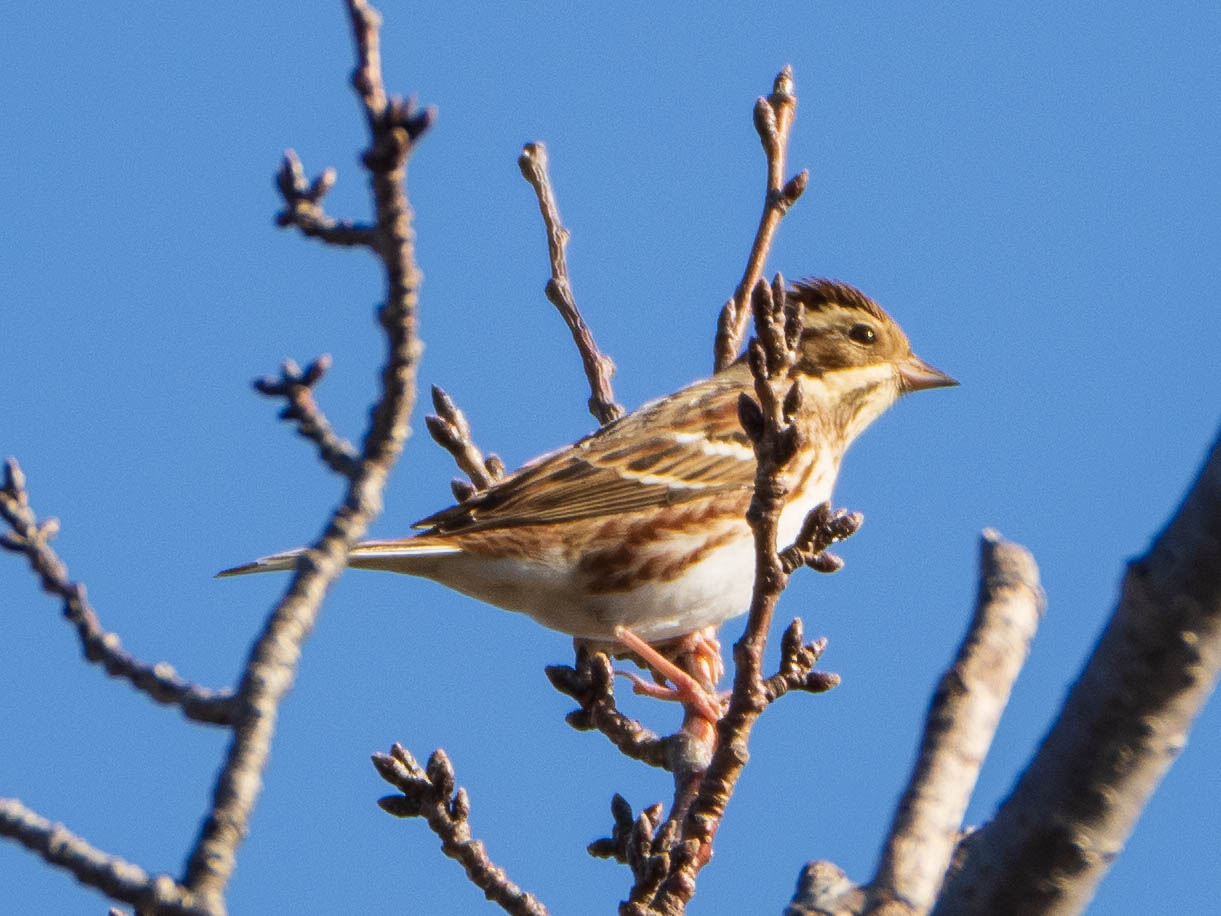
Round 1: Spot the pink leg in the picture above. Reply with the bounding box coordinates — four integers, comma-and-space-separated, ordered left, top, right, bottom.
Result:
613, 625, 726, 722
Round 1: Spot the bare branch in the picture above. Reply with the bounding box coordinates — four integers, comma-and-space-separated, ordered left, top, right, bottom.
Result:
935, 429, 1221, 916
275, 150, 376, 247
0, 458, 238, 726
713, 67, 809, 371
254, 355, 360, 477
181, 1, 428, 906
762, 620, 841, 703
778, 503, 863, 575
862, 531, 1044, 916
590, 795, 674, 901
786, 861, 866, 916
0, 798, 201, 915
518, 142, 624, 425
373, 745, 548, 916
644, 276, 817, 913
546, 648, 672, 769
425, 385, 503, 492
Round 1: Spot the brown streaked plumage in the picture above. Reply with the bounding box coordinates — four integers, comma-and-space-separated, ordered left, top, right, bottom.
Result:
219, 278, 956, 647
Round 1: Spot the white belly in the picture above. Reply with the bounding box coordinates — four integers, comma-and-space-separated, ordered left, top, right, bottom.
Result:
406, 481, 830, 642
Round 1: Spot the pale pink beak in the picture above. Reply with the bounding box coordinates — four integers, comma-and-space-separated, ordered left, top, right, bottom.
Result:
898, 354, 958, 393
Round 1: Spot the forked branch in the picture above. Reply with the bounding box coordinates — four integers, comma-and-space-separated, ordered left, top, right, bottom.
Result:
254, 355, 360, 477
373, 745, 547, 916
629, 277, 849, 915
425, 385, 505, 496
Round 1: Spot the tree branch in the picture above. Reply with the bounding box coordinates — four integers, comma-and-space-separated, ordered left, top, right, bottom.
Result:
934, 429, 1221, 916
862, 531, 1044, 915
643, 276, 823, 914
713, 67, 809, 372
425, 384, 504, 495
518, 142, 624, 425
545, 649, 672, 769
0, 458, 238, 726
181, 1, 428, 907
373, 745, 547, 916
275, 151, 376, 247
0, 798, 201, 915
254, 355, 360, 478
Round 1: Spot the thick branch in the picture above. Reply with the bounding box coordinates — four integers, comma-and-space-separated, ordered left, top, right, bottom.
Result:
181, 2, 427, 907
0, 798, 201, 915
518, 142, 623, 425
373, 745, 547, 916
0, 459, 238, 726
935, 429, 1221, 916
862, 531, 1044, 915
713, 67, 809, 372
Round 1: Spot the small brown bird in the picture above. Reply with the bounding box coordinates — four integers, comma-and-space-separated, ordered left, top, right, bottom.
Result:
220, 279, 954, 708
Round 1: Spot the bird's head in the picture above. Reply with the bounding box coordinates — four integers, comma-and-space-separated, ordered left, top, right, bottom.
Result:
788, 278, 957, 439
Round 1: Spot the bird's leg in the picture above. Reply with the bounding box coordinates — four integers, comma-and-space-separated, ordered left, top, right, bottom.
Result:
613, 625, 726, 723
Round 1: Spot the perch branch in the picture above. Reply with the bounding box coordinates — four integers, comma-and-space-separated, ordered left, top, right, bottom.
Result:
713, 66, 809, 372
641, 276, 841, 914
373, 745, 547, 916
181, 1, 428, 908
518, 142, 624, 425
0, 458, 238, 726
934, 429, 1221, 916
254, 355, 360, 477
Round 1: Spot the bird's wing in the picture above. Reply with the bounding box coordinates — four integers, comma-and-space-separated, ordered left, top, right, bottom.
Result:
416, 367, 756, 533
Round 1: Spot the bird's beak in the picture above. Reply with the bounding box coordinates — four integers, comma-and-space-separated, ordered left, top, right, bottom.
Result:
898, 354, 958, 393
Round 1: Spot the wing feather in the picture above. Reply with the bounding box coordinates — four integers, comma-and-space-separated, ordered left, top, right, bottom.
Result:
416, 365, 756, 533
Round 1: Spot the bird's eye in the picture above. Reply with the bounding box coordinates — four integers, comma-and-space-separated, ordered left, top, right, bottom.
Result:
848, 323, 877, 345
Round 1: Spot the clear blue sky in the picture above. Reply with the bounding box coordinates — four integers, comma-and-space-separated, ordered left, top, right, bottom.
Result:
3, 3, 1219, 913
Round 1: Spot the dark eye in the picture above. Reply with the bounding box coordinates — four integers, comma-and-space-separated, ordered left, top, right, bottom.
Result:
848, 323, 876, 345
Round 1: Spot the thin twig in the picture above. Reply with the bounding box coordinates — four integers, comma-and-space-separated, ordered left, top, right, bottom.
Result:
761, 620, 841, 704
0, 458, 238, 726
545, 649, 672, 769
589, 795, 674, 900
0, 797, 201, 915
713, 67, 809, 372
254, 355, 360, 477
861, 531, 1044, 916
373, 745, 548, 916
518, 142, 623, 425
181, 1, 428, 908
275, 150, 376, 247
425, 385, 503, 493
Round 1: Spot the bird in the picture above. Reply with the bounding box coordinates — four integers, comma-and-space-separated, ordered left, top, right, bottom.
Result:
219, 278, 955, 714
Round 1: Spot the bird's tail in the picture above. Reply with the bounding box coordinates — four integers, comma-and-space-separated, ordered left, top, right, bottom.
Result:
216, 538, 461, 578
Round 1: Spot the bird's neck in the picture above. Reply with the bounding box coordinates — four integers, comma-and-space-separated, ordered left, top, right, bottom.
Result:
794, 364, 900, 453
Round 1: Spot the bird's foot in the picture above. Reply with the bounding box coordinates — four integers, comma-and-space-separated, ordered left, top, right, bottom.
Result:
612, 625, 727, 723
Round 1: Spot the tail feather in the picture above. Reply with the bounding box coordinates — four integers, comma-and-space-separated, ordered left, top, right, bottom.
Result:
215, 538, 461, 578
215, 548, 303, 578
